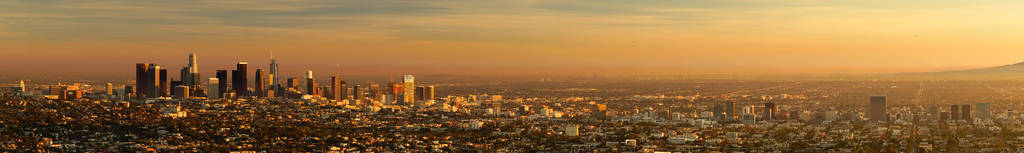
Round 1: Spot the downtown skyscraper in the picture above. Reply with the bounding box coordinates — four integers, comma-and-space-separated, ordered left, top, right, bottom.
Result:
870, 95, 887, 121
330, 75, 344, 101
269, 54, 279, 94
232, 62, 248, 97
306, 70, 317, 95
255, 69, 264, 97
183, 53, 200, 87
135, 63, 161, 99
216, 70, 228, 98
403, 75, 415, 105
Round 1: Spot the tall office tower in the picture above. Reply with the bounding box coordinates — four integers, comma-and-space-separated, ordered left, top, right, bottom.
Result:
353, 85, 363, 100
402, 75, 415, 104
713, 104, 725, 118
725, 101, 736, 118
232, 62, 248, 96
976, 103, 992, 119
940, 112, 950, 121
306, 70, 316, 95
415, 86, 424, 101
208, 78, 220, 99
950, 105, 960, 120
764, 101, 777, 120
188, 52, 198, 83
420, 86, 434, 101
368, 83, 381, 99
961, 104, 971, 121
182, 52, 199, 87
159, 69, 169, 97
269, 55, 279, 92
174, 86, 190, 99
106, 83, 114, 95
146, 65, 161, 98
254, 69, 264, 97
180, 67, 189, 86
216, 70, 229, 96
869, 95, 887, 121
135, 63, 151, 99
287, 78, 300, 89
387, 82, 401, 101
330, 76, 343, 100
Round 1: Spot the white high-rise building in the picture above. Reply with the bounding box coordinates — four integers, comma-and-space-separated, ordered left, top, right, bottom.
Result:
208, 78, 220, 99
403, 75, 415, 104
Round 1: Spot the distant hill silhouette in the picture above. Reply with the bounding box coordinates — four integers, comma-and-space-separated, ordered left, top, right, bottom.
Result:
931, 62, 1024, 74
894, 62, 1024, 80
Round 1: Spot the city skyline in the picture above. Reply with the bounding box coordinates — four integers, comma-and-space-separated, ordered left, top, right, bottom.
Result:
4, 0, 1024, 78
6, 1, 1024, 152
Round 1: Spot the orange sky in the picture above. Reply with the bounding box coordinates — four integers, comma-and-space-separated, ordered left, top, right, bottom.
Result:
2, 0, 1024, 79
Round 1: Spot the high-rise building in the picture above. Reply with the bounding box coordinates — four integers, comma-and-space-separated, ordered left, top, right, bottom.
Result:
725, 101, 736, 118
232, 62, 248, 96
418, 86, 434, 101
255, 69, 264, 97
216, 70, 228, 97
136, 63, 151, 99
950, 105, 960, 121
147, 65, 161, 98
330, 76, 343, 100
713, 104, 725, 118
764, 101, 777, 120
106, 83, 114, 95
369, 83, 382, 100
403, 75, 415, 104
135, 63, 163, 98
353, 85, 363, 100
174, 86, 190, 99
269, 54, 279, 93
306, 70, 316, 95
387, 82, 400, 101
961, 104, 971, 121
976, 103, 992, 119
159, 69, 169, 97
870, 95, 887, 121
415, 86, 424, 101
208, 78, 220, 99
183, 52, 199, 87
287, 77, 300, 89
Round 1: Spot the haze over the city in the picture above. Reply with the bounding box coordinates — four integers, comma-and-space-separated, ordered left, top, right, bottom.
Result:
3, 0, 1024, 79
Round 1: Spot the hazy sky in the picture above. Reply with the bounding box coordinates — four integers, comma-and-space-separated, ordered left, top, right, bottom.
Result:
3, 0, 1024, 79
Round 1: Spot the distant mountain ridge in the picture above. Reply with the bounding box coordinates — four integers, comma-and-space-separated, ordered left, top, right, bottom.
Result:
931, 62, 1024, 74
891, 61, 1024, 79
